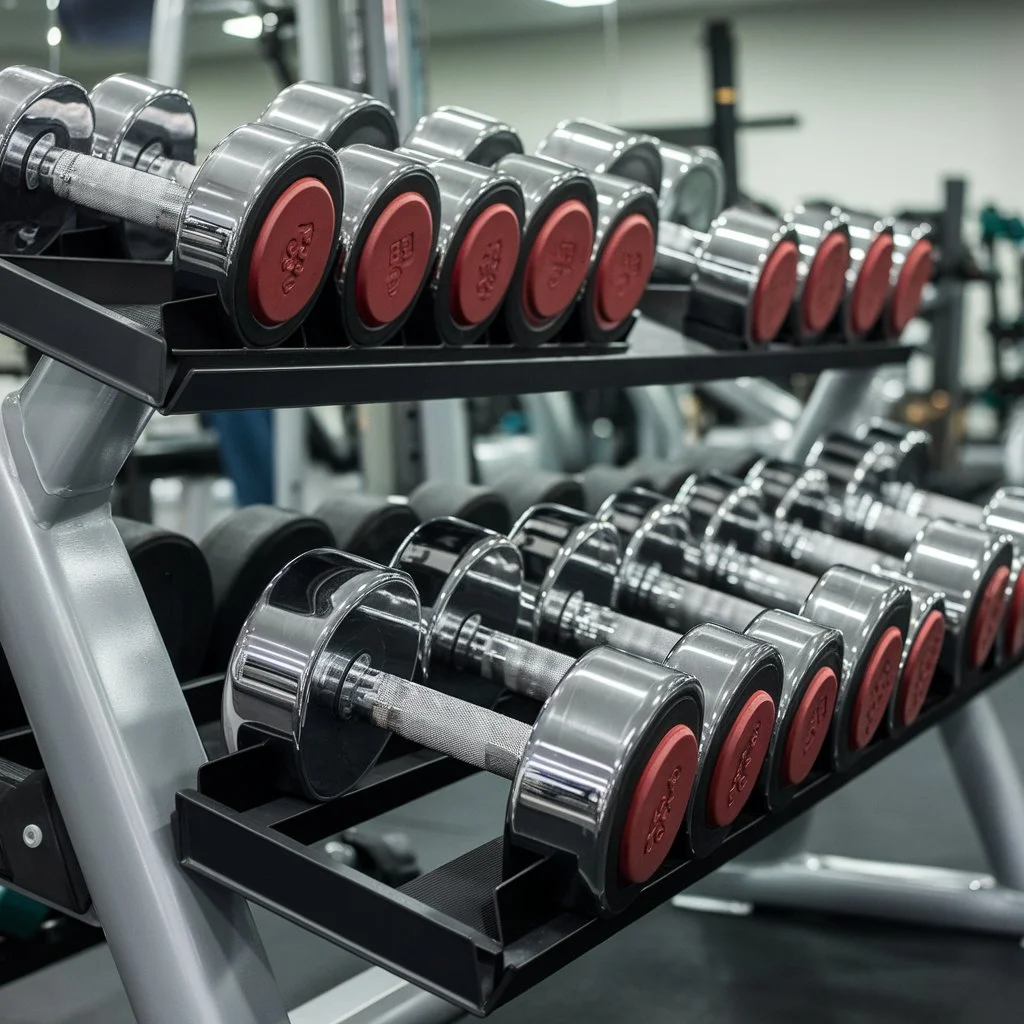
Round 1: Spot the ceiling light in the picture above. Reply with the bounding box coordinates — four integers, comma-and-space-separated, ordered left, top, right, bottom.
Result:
221, 14, 264, 39
46, 25, 61, 46
541, 0, 617, 7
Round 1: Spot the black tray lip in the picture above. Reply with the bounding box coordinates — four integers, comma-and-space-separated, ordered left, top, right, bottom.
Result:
0, 256, 915, 414
173, 657, 1019, 1016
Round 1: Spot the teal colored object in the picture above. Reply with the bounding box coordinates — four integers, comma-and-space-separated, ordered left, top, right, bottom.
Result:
980, 205, 1024, 244
0, 886, 49, 938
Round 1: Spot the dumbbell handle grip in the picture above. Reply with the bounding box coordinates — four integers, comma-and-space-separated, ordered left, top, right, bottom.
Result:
457, 623, 575, 703
347, 661, 530, 780
882, 482, 984, 528
703, 543, 813, 612
42, 148, 186, 234
571, 600, 682, 665
138, 150, 199, 189
773, 520, 881, 576
645, 570, 762, 635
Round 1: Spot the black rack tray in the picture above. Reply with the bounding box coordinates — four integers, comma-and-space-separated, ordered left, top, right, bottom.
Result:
0, 255, 916, 414
174, 658, 1016, 1017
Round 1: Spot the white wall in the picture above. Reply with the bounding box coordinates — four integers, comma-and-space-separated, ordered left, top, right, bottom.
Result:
425, 0, 1023, 383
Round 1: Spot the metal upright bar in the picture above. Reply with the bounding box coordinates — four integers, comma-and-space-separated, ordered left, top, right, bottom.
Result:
707, 20, 740, 208
780, 368, 878, 463
148, 0, 190, 86
0, 358, 288, 1024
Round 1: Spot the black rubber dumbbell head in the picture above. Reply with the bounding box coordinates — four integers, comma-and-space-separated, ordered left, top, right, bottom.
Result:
580, 464, 655, 515
492, 468, 585, 524
408, 480, 512, 534
315, 493, 420, 563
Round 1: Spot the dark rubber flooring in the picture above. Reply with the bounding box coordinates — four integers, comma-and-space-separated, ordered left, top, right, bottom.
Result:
4, 673, 1024, 1023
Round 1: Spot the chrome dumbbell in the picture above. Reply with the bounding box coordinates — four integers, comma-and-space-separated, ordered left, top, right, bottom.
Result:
257, 81, 445, 346
658, 143, 726, 235
392, 516, 778, 855
510, 503, 838, 816
0, 67, 344, 346
750, 456, 1013, 678
406, 108, 599, 345
882, 218, 934, 339
225, 548, 702, 912
682, 471, 947, 728
809, 425, 1024, 660
600, 487, 911, 768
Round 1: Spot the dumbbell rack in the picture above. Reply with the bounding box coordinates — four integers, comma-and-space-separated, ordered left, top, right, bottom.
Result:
0, 245, 1017, 1024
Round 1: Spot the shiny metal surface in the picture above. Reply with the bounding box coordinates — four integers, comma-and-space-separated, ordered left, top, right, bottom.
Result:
0, 66, 92, 254
405, 106, 522, 166
260, 81, 399, 150
225, 550, 421, 800
858, 417, 933, 484
783, 205, 850, 342
658, 143, 725, 234
829, 206, 893, 341
745, 609, 844, 806
537, 118, 663, 192
660, 623, 783, 856
391, 518, 522, 708
883, 217, 933, 337
510, 644, 703, 912
176, 121, 343, 345
88, 72, 196, 259
328, 144, 440, 345
397, 150, 525, 344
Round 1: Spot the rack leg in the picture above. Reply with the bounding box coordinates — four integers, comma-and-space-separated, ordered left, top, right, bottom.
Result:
687, 677, 1024, 935
0, 359, 288, 1024
780, 368, 878, 463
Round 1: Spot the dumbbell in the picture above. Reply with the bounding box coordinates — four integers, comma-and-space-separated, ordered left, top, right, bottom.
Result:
392, 516, 777, 855
882, 218, 935, 338
225, 548, 703, 912
314, 492, 420, 561
678, 471, 947, 726
414, 109, 658, 345
255, 82, 449, 346
747, 457, 1014, 677
780, 205, 852, 343
806, 428, 1024, 660
510, 503, 838, 814
655, 214, 802, 346
200, 504, 335, 673
600, 487, 911, 767
0, 67, 343, 347
491, 464, 652, 521
261, 83, 525, 346
658, 144, 726, 235
803, 204, 895, 341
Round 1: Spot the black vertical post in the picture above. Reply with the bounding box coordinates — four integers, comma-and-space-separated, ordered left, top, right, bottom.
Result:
707, 19, 740, 207
932, 177, 967, 467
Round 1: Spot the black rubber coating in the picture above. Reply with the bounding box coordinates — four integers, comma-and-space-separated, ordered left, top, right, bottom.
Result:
631, 452, 755, 498
315, 493, 420, 563
408, 481, 512, 535
115, 517, 214, 683
580, 464, 656, 515
200, 505, 334, 673
492, 469, 585, 523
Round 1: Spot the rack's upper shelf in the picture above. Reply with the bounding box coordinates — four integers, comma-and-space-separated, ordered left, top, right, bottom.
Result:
0, 256, 916, 414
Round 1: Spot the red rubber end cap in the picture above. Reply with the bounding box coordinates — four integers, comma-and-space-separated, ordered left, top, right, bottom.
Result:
889, 239, 935, 336
355, 192, 434, 328
248, 177, 336, 326
897, 610, 946, 727
850, 233, 894, 335
971, 565, 1011, 667
1005, 568, 1024, 657
782, 667, 838, 786
450, 203, 521, 326
850, 626, 903, 750
707, 690, 776, 828
750, 240, 799, 344
619, 724, 698, 885
801, 231, 850, 335
594, 212, 656, 329
523, 199, 595, 323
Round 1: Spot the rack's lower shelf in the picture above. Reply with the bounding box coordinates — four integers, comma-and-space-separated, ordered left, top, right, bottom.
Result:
174, 658, 1019, 1016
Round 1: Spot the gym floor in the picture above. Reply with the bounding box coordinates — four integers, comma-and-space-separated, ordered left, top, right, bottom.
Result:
4, 674, 1024, 1024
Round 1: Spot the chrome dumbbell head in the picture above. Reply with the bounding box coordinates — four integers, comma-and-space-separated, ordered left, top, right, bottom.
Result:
658, 143, 726, 234
261, 81, 399, 150
1, 67, 345, 346
805, 205, 894, 341
883, 218, 934, 339
228, 548, 703, 911
0, 65, 92, 253
88, 73, 197, 260
782, 205, 852, 343
407, 108, 600, 345
537, 119, 663, 192
657, 210, 801, 346
856, 418, 933, 485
